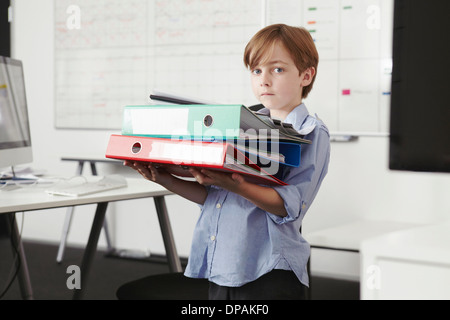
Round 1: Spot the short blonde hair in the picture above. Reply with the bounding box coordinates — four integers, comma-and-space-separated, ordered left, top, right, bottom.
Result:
244, 24, 319, 99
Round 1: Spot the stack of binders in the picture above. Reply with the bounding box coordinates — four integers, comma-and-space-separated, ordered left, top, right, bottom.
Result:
105, 103, 311, 186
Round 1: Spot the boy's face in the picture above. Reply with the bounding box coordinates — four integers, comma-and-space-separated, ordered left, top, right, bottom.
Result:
250, 42, 313, 120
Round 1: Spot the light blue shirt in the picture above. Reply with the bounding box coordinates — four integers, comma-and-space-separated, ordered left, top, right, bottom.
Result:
184, 103, 330, 287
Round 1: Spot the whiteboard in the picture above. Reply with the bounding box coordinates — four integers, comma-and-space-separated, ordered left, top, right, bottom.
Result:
54, 0, 393, 133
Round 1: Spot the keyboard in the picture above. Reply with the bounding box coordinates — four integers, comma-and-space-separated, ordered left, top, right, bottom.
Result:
45, 175, 127, 197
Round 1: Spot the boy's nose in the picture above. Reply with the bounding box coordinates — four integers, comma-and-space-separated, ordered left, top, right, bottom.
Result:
260, 74, 271, 87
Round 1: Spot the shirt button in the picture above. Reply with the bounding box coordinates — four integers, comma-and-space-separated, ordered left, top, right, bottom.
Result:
216, 203, 221, 209
302, 203, 306, 210
210, 235, 216, 241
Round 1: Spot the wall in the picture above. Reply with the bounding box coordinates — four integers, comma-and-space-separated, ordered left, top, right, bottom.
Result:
10, 0, 450, 279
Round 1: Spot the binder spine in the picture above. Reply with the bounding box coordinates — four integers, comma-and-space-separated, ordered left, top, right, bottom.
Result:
106, 135, 227, 166
105, 135, 288, 186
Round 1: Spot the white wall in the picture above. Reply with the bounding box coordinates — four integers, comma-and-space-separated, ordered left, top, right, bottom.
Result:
304, 136, 450, 230
11, 0, 450, 276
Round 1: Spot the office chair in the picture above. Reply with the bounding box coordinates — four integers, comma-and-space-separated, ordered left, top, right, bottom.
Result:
116, 266, 310, 300
116, 232, 311, 300
116, 272, 209, 300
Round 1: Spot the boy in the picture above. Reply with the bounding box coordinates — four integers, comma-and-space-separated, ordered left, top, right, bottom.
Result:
125, 24, 330, 300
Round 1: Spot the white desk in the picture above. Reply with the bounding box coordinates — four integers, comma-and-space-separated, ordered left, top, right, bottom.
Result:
361, 222, 450, 300
0, 177, 180, 300
304, 220, 419, 281
305, 220, 419, 252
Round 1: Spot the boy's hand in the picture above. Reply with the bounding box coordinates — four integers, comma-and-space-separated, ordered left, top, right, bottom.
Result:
123, 160, 174, 187
124, 161, 208, 205
189, 168, 246, 193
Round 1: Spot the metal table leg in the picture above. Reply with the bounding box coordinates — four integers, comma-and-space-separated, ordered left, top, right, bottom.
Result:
57, 160, 112, 263
56, 161, 85, 263
6, 213, 33, 300
56, 207, 75, 263
72, 202, 108, 300
153, 196, 182, 273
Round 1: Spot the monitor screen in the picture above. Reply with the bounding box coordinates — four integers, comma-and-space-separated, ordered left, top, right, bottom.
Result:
389, 0, 450, 173
0, 56, 33, 169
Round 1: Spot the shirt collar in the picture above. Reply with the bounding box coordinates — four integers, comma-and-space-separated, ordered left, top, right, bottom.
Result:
284, 104, 310, 128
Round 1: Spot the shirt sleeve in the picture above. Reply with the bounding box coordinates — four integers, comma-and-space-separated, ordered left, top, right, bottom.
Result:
268, 124, 330, 225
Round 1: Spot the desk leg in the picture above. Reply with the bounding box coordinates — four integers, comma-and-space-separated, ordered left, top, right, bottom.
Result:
6, 213, 33, 300
72, 202, 108, 300
56, 207, 75, 263
56, 161, 84, 263
153, 196, 182, 273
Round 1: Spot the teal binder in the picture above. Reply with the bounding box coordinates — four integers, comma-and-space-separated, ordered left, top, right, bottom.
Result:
122, 104, 311, 144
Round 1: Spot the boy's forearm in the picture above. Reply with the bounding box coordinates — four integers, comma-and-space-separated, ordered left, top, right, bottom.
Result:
235, 182, 288, 217
164, 176, 208, 205
191, 168, 287, 217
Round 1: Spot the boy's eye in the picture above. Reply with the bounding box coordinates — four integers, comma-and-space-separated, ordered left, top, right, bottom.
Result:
252, 69, 262, 75
274, 67, 284, 73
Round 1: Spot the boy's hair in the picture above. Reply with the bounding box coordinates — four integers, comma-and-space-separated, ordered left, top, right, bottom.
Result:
244, 24, 319, 99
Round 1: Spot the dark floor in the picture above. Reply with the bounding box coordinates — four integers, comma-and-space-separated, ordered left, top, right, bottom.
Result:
0, 239, 359, 300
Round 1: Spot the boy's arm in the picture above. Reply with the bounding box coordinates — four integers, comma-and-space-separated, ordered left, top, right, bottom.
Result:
124, 161, 208, 205
190, 168, 288, 217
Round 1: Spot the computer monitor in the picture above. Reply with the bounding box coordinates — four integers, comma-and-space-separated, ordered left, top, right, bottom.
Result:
389, 0, 450, 173
0, 56, 33, 171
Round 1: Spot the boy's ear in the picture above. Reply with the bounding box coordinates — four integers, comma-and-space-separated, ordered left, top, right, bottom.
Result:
300, 67, 316, 86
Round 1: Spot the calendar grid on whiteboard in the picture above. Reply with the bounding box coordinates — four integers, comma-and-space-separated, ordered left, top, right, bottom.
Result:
54, 0, 392, 134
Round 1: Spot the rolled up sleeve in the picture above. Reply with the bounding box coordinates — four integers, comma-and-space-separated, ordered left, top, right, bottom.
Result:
267, 125, 330, 225
268, 184, 304, 224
